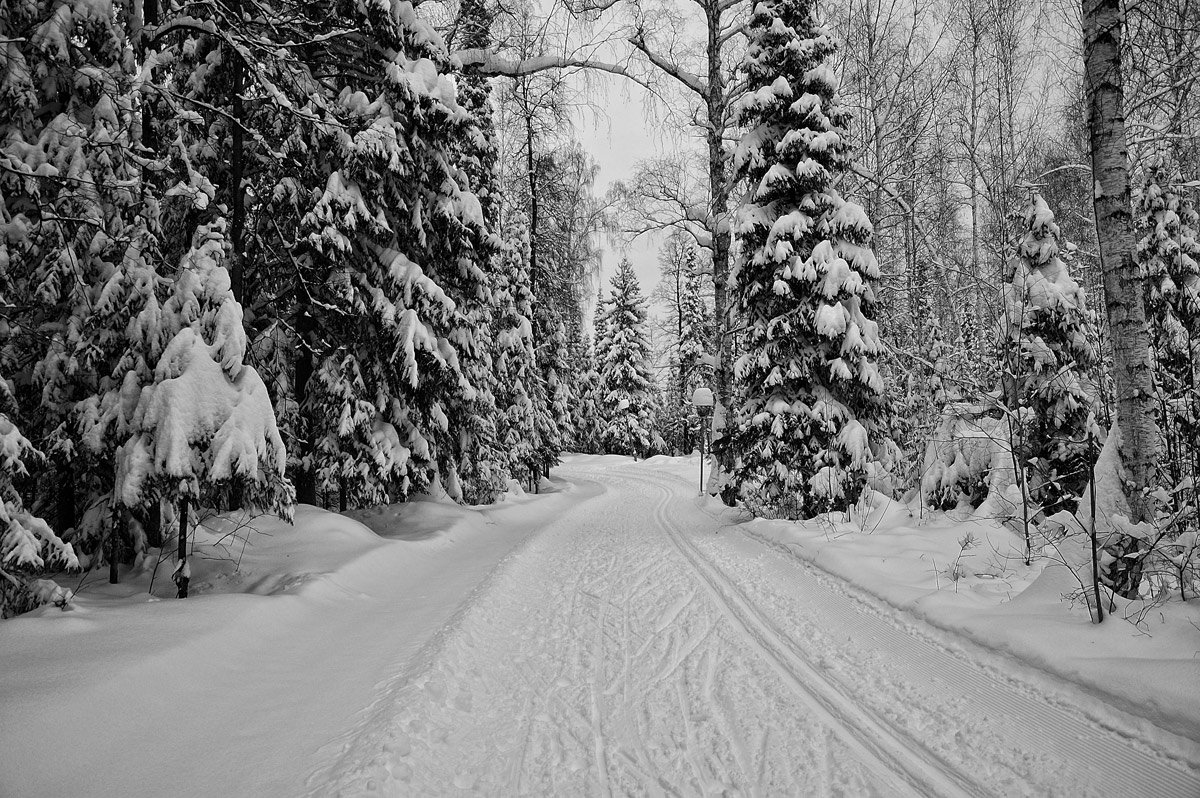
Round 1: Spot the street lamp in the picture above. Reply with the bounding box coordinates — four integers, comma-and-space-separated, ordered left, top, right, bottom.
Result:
691, 387, 714, 495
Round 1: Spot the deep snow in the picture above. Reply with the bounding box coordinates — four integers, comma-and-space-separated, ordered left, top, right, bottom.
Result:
1, 455, 1197, 796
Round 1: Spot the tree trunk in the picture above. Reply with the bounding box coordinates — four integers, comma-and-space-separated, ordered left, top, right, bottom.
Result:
56, 464, 75, 534
144, 500, 163, 549
108, 507, 123, 585
1083, 0, 1158, 523
175, 497, 190, 599
228, 2, 246, 303
706, 7, 734, 500
293, 309, 316, 505
524, 110, 541, 349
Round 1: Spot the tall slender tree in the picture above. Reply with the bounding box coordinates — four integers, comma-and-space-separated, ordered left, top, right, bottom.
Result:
1084, 0, 1159, 526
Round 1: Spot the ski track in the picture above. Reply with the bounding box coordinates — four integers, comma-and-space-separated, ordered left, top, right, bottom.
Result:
313, 461, 1200, 797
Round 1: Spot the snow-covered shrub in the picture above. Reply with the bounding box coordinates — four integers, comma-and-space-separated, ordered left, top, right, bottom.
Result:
921, 403, 1013, 511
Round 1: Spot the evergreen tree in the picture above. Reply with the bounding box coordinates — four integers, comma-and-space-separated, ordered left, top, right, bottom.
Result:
492, 231, 545, 487
114, 221, 293, 597
269, 0, 495, 507
569, 334, 605, 453
595, 259, 659, 457
678, 249, 714, 397
449, 0, 509, 503
998, 195, 1099, 515
1136, 156, 1200, 506
0, 368, 78, 616
536, 318, 572, 474
727, 0, 889, 518
0, 0, 174, 550
677, 251, 714, 453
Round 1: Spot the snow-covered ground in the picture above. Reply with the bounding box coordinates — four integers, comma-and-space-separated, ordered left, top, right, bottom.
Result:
2, 455, 1198, 796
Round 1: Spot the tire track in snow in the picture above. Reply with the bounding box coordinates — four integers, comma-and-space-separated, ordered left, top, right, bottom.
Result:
626, 463, 1200, 798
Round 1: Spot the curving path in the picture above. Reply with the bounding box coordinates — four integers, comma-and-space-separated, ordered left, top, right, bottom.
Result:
312, 459, 1200, 797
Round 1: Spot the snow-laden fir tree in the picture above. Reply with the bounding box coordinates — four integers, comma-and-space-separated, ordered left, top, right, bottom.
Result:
74, 211, 171, 567
536, 318, 573, 475
445, 0, 509, 503
727, 0, 889, 518
678, 250, 714, 453
569, 334, 606, 453
678, 248, 714, 398
595, 259, 660, 458
0, 357, 78, 616
492, 230, 547, 487
274, 0, 495, 507
998, 195, 1099, 515
0, 0, 159, 539
115, 221, 293, 597
1136, 156, 1200, 504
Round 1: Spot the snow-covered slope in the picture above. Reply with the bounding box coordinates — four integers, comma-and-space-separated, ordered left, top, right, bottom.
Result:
0, 479, 592, 797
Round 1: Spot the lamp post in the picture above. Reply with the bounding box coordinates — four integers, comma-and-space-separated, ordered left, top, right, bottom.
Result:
691, 387, 714, 495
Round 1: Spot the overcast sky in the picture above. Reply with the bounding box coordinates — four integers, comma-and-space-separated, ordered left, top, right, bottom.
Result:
569, 74, 676, 323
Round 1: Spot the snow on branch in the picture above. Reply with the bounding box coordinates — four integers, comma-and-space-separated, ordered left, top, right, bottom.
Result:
454, 47, 654, 94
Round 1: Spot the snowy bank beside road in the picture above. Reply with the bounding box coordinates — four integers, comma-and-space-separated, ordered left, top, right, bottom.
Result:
0, 476, 591, 798
643, 455, 1200, 745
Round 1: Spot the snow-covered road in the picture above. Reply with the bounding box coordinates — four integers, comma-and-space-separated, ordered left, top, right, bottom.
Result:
315, 460, 1200, 797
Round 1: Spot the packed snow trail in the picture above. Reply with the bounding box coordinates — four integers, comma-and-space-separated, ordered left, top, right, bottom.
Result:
312, 460, 1200, 797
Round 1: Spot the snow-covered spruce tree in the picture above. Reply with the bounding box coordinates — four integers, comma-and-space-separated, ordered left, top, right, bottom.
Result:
277, 0, 495, 507
679, 248, 714, 397
569, 334, 606, 453
595, 259, 660, 458
535, 318, 572, 475
492, 230, 546, 487
1136, 156, 1200, 512
73, 210, 172, 571
115, 221, 293, 598
678, 251, 714, 453
998, 195, 1099, 516
445, 0, 509, 503
0, 351, 78, 616
726, 0, 889, 519
0, 0, 160, 540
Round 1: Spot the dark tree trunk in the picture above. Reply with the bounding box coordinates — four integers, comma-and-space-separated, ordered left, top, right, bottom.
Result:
56, 464, 75, 534
229, 47, 246, 304
144, 501, 162, 548
108, 507, 123, 585
293, 309, 316, 505
175, 497, 190, 599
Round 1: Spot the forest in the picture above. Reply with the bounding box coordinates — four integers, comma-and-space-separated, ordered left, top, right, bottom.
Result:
0, 0, 1197, 621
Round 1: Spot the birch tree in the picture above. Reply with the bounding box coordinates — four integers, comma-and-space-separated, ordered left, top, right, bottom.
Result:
1083, 0, 1159, 526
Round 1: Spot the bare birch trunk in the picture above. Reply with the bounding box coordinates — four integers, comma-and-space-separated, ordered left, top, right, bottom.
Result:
1083, 0, 1158, 523
706, 10, 734, 499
